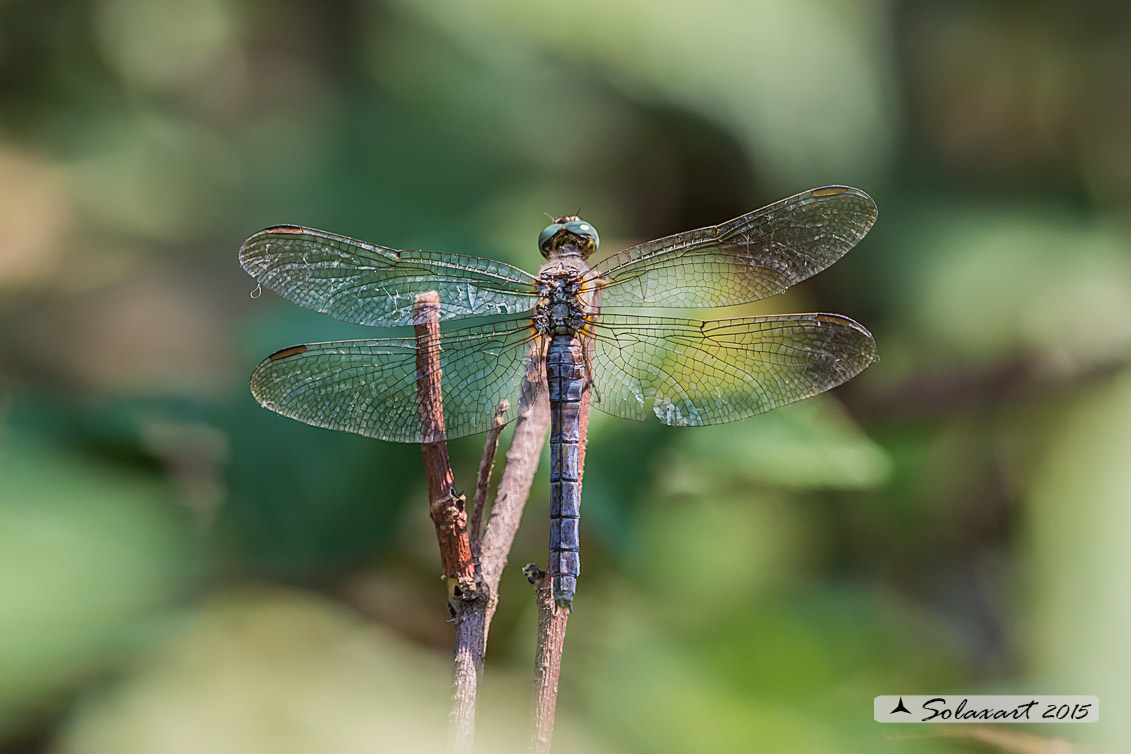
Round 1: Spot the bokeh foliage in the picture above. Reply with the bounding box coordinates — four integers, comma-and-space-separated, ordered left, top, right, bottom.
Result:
2, 1, 1130, 752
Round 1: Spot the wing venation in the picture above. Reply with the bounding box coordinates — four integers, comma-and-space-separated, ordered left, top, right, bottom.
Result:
587, 186, 876, 308
250, 318, 543, 442
241, 226, 539, 327
588, 312, 877, 425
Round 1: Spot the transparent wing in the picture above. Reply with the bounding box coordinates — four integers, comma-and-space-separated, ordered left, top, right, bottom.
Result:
587, 186, 876, 308
240, 225, 539, 326
588, 313, 876, 425
250, 318, 543, 442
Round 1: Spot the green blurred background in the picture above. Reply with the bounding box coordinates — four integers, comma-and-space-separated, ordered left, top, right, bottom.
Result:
2, 1, 1130, 752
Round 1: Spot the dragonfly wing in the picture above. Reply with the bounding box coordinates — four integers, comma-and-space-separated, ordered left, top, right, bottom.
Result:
588, 313, 876, 425
241, 226, 539, 326
250, 318, 543, 442
588, 186, 876, 308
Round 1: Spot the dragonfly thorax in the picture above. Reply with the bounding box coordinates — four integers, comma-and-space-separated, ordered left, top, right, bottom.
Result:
533, 267, 590, 336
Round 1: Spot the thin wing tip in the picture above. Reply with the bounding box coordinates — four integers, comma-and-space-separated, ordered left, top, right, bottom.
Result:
247, 368, 274, 406
856, 337, 880, 369
810, 311, 880, 366
247, 375, 285, 420
833, 312, 876, 341
248, 344, 307, 395
239, 223, 321, 259
238, 228, 280, 274
843, 322, 880, 371
808, 184, 878, 223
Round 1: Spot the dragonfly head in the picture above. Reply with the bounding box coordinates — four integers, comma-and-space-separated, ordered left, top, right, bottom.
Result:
538, 216, 600, 259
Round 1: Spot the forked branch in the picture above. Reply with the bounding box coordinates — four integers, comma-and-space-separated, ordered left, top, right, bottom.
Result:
413, 292, 552, 753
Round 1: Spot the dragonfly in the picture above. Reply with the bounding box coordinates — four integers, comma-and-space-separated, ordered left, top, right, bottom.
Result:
241, 185, 878, 608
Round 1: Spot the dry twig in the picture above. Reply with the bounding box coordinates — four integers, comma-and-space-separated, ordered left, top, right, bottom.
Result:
469, 402, 509, 560
454, 368, 550, 751
414, 293, 477, 611
414, 290, 552, 753
414, 293, 478, 752
531, 381, 591, 753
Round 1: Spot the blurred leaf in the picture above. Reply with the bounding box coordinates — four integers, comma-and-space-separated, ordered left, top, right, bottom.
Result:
65, 113, 238, 240
54, 590, 453, 754
388, 0, 896, 188
54, 589, 605, 754
0, 145, 73, 291
888, 202, 1131, 368
622, 492, 814, 622
0, 441, 192, 736
573, 585, 964, 754
1022, 369, 1131, 750
94, 0, 240, 95
658, 397, 891, 492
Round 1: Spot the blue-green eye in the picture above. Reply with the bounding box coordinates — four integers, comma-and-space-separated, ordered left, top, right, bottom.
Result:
564, 220, 599, 250
538, 223, 563, 249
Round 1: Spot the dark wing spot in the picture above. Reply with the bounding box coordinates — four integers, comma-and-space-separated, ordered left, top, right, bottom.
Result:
269, 344, 309, 360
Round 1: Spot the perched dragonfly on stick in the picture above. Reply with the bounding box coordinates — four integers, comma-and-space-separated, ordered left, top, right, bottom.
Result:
241, 186, 878, 608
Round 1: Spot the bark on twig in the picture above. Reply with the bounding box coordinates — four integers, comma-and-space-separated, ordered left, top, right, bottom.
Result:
414, 293, 478, 608
480, 372, 550, 599
530, 382, 591, 754
470, 402, 509, 560
414, 296, 551, 753
414, 293, 479, 753
451, 367, 550, 752
531, 584, 569, 754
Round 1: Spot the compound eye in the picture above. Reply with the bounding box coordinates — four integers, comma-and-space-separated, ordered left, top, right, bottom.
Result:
564, 219, 600, 250
538, 223, 563, 250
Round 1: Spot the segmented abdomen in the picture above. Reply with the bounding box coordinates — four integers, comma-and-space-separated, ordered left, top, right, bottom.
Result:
547, 333, 586, 608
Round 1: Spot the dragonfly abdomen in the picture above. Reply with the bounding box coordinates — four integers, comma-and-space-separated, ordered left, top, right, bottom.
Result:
547, 333, 586, 609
